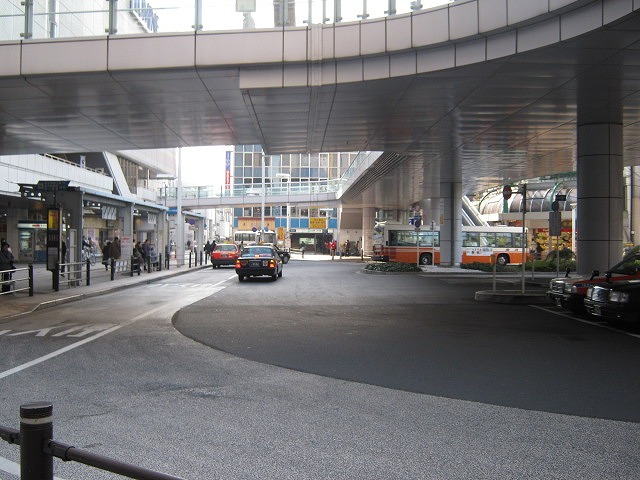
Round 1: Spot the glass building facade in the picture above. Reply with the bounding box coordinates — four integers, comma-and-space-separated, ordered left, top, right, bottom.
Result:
231, 145, 358, 252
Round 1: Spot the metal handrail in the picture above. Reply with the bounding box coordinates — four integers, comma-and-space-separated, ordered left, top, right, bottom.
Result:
0, 264, 33, 296
0, 402, 185, 480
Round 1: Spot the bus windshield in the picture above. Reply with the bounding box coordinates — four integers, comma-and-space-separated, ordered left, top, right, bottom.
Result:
234, 230, 276, 245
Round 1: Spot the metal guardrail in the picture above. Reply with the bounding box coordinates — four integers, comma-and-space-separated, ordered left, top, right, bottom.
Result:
0, 402, 185, 480
0, 265, 34, 297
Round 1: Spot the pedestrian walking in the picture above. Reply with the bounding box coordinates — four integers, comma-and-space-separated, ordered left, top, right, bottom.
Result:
102, 241, 112, 270
300, 242, 306, 259
142, 239, 152, 271
111, 237, 122, 260
0, 241, 16, 293
60, 240, 67, 276
330, 240, 337, 260
204, 240, 212, 264
134, 241, 144, 271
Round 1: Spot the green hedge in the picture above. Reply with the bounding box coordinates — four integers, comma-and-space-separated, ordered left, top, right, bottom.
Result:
461, 259, 576, 272
364, 262, 421, 273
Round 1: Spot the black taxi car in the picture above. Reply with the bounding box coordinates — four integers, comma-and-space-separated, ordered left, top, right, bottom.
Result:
584, 280, 640, 330
235, 245, 283, 282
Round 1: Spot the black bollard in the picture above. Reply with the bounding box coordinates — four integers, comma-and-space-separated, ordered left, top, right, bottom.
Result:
28, 264, 34, 296
53, 263, 60, 292
20, 402, 54, 480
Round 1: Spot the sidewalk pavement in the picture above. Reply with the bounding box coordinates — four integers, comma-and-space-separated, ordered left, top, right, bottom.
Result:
0, 260, 209, 322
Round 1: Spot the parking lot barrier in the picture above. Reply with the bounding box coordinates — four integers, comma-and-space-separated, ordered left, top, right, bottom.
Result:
0, 402, 186, 480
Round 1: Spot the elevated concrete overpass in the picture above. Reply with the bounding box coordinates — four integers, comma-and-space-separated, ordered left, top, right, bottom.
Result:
1, 0, 640, 271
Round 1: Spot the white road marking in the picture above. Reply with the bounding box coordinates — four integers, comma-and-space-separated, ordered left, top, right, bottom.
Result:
0, 304, 167, 381
0, 456, 66, 479
0, 276, 236, 479
531, 304, 640, 339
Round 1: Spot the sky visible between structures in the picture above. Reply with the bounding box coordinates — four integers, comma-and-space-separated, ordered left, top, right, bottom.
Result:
179, 146, 231, 187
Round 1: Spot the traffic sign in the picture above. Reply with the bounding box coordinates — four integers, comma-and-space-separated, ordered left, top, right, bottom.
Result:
502, 185, 512, 200
36, 180, 70, 191
549, 211, 562, 236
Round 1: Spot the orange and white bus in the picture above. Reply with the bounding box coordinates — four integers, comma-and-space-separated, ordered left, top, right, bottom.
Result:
372, 223, 527, 266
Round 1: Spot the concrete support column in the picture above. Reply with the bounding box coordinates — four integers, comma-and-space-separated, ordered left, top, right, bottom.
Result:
629, 166, 640, 246
439, 182, 462, 266
122, 205, 133, 244
176, 148, 184, 266
577, 122, 624, 274
362, 207, 376, 257
421, 198, 438, 228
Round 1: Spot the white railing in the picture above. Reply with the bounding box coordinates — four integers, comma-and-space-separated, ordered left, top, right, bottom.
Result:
0, 1, 453, 41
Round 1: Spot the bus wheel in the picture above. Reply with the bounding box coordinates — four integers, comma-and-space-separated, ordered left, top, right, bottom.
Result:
419, 253, 433, 266
496, 254, 509, 266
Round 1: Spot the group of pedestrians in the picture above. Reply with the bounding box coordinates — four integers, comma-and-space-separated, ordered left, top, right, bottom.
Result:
203, 240, 217, 263
101, 237, 121, 270
133, 238, 153, 271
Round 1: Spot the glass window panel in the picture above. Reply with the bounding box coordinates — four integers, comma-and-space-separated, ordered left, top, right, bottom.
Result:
462, 232, 479, 247
494, 232, 512, 248
478, 232, 495, 247
514, 233, 525, 248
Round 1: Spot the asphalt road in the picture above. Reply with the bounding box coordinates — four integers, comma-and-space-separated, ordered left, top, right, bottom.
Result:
174, 262, 640, 422
1, 260, 639, 479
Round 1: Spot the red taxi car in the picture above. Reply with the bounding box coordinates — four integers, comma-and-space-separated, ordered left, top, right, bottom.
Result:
211, 243, 240, 268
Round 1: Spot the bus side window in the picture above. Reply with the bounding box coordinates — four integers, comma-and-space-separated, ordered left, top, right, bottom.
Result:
389, 231, 398, 246
463, 232, 479, 247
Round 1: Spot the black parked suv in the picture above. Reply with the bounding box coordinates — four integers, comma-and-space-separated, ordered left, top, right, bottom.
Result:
584, 280, 640, 330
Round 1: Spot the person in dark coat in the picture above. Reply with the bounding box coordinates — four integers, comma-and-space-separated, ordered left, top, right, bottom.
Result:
102, 241, 112, 271
111, 237, 122, 259
60, 240, 67, 275
0, 242, 16, 293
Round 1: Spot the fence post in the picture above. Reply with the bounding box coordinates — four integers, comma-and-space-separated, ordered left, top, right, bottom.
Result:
86, 259, 91, 286
20, 402, 54, 480
54, 263, 60, 292
189, 251, 192, 268
158, 253, 163, 271
110, 258, 115, 281
28, 264, 34, 296
130, 257, 134, 277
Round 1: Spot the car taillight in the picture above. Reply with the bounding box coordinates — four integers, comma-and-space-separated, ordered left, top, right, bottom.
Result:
269, 260, 276, 268
235, 259, 241, 267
